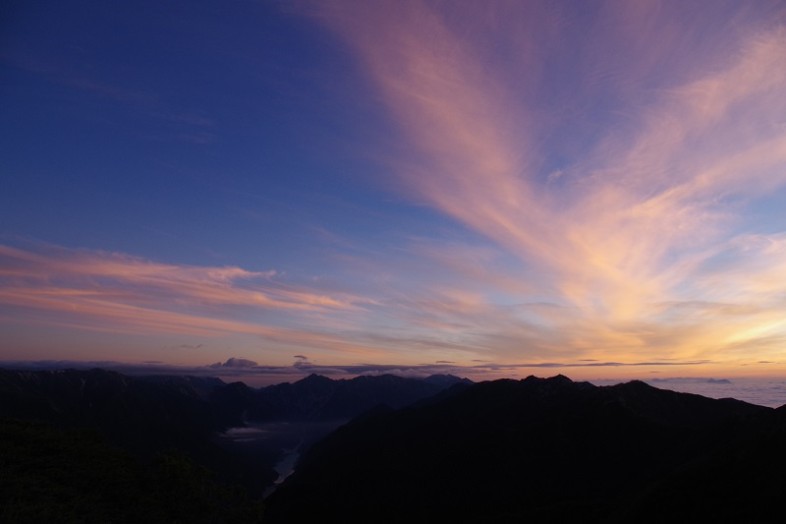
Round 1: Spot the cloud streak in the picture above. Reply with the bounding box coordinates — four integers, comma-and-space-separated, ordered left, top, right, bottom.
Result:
0, 244, 360, 311
303, 0, 786, 368
3, 2, 786, 377
0, 243, 390, 359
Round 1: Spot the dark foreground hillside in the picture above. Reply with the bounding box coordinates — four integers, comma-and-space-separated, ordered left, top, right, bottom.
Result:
6, 369, 786, 523
0, 367, 468, 522
0, 419, 263, 523
266, 375, 786, 523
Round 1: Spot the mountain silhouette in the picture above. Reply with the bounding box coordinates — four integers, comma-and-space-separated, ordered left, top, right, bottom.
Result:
253, 373, 472, 422
0, 368, 469, 433
0, 367, 469, 515
7, 368, 783, 522
266, 375, 778, 523
0, 368, 229, 453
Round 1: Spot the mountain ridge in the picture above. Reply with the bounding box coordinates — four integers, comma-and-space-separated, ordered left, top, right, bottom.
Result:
0, 367, 470, 503
266, 374, 778, 523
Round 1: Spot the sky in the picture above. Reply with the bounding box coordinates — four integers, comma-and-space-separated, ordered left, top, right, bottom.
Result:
2, 0, 786, 385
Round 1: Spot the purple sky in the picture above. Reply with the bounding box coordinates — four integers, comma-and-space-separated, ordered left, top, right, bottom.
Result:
3, 1, 786, 383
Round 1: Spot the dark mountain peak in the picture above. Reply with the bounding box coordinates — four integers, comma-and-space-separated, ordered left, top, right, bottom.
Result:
521, 374, 573, 385
423, 374, 472, 386
0, 367, 236, 449
517, 374, 590, 397
617, 379, 655, 390
602, 379, 766, 427
607, 379, 659, 400
138, 374, 226, 399
224, 380, 251, 391
267, 374, 781, 523
212, 380, 254, 404
255, 372, 465, 422
348, 373, 398, 385
547, 373, 573, 384
2, 367, 134, 398
297, 374, 334, 386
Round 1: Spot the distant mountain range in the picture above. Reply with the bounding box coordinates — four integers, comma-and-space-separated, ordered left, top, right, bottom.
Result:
266, 375, 786, 523
0, 367, 470, 431
242, 372, 472, 422
0, 367, 469, 521
4, 369, 785, 522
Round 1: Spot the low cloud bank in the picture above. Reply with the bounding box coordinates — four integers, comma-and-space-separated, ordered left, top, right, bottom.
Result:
0, 357, 718, 386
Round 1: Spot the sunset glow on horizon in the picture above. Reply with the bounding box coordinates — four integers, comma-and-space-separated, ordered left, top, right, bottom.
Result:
3, 0, 786, 382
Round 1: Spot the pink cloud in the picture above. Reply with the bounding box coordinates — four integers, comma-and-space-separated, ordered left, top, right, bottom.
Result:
0, 243, 392, 360
0, 244, 362, 312
301, 1, 786, 367
5, 3, 786, 376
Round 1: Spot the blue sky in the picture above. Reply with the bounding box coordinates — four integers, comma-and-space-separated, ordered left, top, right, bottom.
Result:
3, 0, 786, 383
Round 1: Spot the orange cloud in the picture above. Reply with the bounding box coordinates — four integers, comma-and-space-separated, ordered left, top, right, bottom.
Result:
0, 244, 362, 312
5, 3, 786, 376
304, 1, 786, 369
0, 244, 391, 361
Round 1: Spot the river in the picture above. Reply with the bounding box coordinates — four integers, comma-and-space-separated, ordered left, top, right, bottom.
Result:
220, 420, 346, 498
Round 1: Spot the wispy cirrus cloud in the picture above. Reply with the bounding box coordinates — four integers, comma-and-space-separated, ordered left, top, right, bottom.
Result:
0, 243, 360, 312
302, 0, 786, 368
0, 243, 388, 359
4, 2, 786, 377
